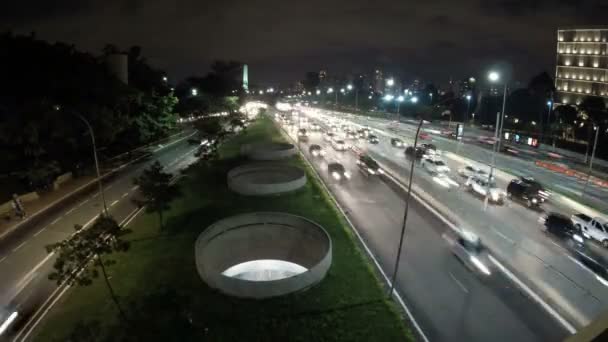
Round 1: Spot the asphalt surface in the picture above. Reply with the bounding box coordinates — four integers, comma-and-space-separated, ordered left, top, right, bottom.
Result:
0, 132, 200, 341
280, 117, 568, 341
299, 108, 608, 330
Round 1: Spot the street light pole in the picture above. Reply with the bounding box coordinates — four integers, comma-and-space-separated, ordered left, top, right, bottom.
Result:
496, 82, 508, 153
582, 125, 600, 199
73, 113, 109, 215
389, 119, 424, 298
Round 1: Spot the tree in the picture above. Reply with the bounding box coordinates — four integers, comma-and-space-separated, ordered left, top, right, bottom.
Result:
579, 96, 607, 124
46, 215, 131, 322
303, 71, 320, 91
133, 161, 180, 231
553, 104, 578, 139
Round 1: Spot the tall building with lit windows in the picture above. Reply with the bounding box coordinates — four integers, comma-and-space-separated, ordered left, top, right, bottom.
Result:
555, 27, 608, 107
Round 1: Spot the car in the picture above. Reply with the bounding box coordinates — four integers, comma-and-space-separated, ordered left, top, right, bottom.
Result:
358, 128, 370, 138
419, 132, 431, 140
0, 306, 19, 337
357, 155, 384, 177
346, 130, 358, 139
571, 214, 608, 247
538, 212, 584, 246
506, 179, 544, 209
519, 176, 550, 201
420, 143, 436, 152
421, 157, 451, 174
368, 134, 379, 144
309, 144, 325, 157
390, 138, 404, 148
465, 174, 505, 204
443, 230, 491, 275
310, 123, 321, 131
328, 162, 351, 181
324, 132, 336, 142
458, 165, 489, 179
331, 139, 348, 151
297, 128, 308, 141
405, 146, 424, 161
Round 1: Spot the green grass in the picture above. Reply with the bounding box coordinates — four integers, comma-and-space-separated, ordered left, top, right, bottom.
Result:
32, 116, 412, 342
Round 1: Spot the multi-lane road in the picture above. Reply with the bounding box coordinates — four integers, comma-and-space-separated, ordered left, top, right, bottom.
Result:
275, 113, 569, 341
277, 106, 608, 340
0, 131, 200, 341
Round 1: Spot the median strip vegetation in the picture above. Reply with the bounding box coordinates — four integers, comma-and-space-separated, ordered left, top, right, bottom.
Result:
32, 115, 412, 341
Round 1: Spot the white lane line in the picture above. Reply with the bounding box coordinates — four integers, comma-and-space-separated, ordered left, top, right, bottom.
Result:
0, 255, 6, 263
121, 192, 129, 198
12, 240, 28, 253
488, 255, 577, 334
33, 226, 48, 237
488, 226, 516, 245
105, 184, 113, 190
549, 240, 567, 253
110, 199, 119, 207
65, 207, 76, 215
49, 217, 60, 225
448, 271, 469, 294
131, 185, 139, 191
80, 198, 90, 205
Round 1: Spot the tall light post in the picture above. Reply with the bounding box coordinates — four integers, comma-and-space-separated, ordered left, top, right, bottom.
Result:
582, 123, 600, 199
396, 95, 404, 115
484, 70, 508, 210
347, 84, 358, 110
58, 109, 108, 215
383, 94, 394, 119
540, 99, 552, 145
327, 87, 337, 105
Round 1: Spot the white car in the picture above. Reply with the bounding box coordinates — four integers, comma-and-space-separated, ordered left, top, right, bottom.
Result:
324, 132, 336, 142
458, 165, 489, 179
571, 213, 608, 247
332, 139, 348, 151
465, 175, 505, 204
421, 157, 450, 174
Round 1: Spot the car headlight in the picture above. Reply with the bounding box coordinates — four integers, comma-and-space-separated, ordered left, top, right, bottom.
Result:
573, 234, 584, 244
320, 150, 326, 156
344, 171, 351, 179
532, 198, 538, 203
491, 192, 499, 201
470, 256, 491, 275
332, 172, 341, 180
378, 168, 385, 174
368, 168, 376, 175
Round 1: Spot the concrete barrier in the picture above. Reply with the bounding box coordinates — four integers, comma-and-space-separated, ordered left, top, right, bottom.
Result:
195, 212, 332, 299
227, 163, 306, 196
242, 142, 297, 160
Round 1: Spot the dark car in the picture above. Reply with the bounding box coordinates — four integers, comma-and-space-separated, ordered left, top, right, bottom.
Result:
405, 146, 424, 161
298, 128, 308, 141
368, 134, 379, 144
328, 162, 350, 181
309, 144, 325, 157
539, 212, 584, 245
187, 138, 202, 145
520, 176, 550, 201
420, 143, 436, 153
390, 138, 404, 148
507, 178, 544, 208
357, 155, 384, 176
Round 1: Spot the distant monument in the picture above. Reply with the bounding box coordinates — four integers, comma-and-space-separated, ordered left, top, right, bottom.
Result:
243, 64, 249, 92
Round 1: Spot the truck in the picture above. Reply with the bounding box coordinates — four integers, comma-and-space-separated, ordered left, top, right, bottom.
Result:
571, 213, 608, 248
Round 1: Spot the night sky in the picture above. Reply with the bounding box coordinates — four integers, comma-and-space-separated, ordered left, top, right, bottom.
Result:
1, 0, 605, 86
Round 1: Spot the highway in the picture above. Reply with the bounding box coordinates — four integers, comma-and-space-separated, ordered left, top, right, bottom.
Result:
298, 107, 608, 330
277, 114, 568, 341
0, 132, 200, 341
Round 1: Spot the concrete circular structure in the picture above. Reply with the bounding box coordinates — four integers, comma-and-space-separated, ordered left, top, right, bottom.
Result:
227, 163, 306, 196
241, 142, 297, 160
195, 212, 332, 299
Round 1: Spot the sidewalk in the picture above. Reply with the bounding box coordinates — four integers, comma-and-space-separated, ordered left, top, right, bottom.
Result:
0, 129, 195, 239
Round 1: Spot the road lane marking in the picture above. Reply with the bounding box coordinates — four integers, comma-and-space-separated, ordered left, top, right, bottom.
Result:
65, 207, 76, 215
131, 185, 139, 191
110, 199, 119, 207
488, 226, 516, 245
0, 255, 6, 263
33, 226, 48, 237
121, 192, 129, 198
105, 184, 113, 190
549, 240, 567, 253
81, 198, 90, 205
448, 271, 469, 294
12, 240, 28, 253
488, 254, 577, 334
49, 217, 60, 225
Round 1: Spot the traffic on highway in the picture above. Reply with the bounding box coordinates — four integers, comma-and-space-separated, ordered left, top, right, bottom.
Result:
272, 103, 608, 340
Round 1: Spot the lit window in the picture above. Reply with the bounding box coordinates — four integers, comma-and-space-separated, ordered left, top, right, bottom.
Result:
565, 60, 571, 66
595, 50, 600, 55
574, 37, 578, 41
576, 99, 582, 105
559, 49, 564, 54
593, 62, 599, 68
586, 76, 591, 80
563, 98, 569, 104
578, 61, 584, 67
587, 37, 592, 42
593, 76, 598, 81
586, 89, 591, 94
595, 37, 600, 42
559, 36, 564, 42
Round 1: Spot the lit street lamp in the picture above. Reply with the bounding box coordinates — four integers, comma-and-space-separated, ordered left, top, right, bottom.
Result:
484, 70, 508, 210
162, 76, 168, 82
386, 78, 395, 87
411, 96, 418, 104
316, 89, 321, 95
191, 88, 198, 96
396, 95, 404, 114
347, 84, 353, 90
582, 124, 600, 199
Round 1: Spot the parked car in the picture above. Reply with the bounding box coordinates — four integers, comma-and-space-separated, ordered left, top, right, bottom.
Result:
506, 178, 544, 209
538, 212, 584, 245
390, 138, 404, 147
421, 156, 450, 174
328, 162, 351, 181
368, 134, 379, 144
309, 144, 325, 157
357, 155, 384, 176
571, 214, 608, 247
465, 174, 505, 204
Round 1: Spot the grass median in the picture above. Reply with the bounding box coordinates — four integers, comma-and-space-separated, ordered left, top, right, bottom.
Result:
32, 115, 412, 342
